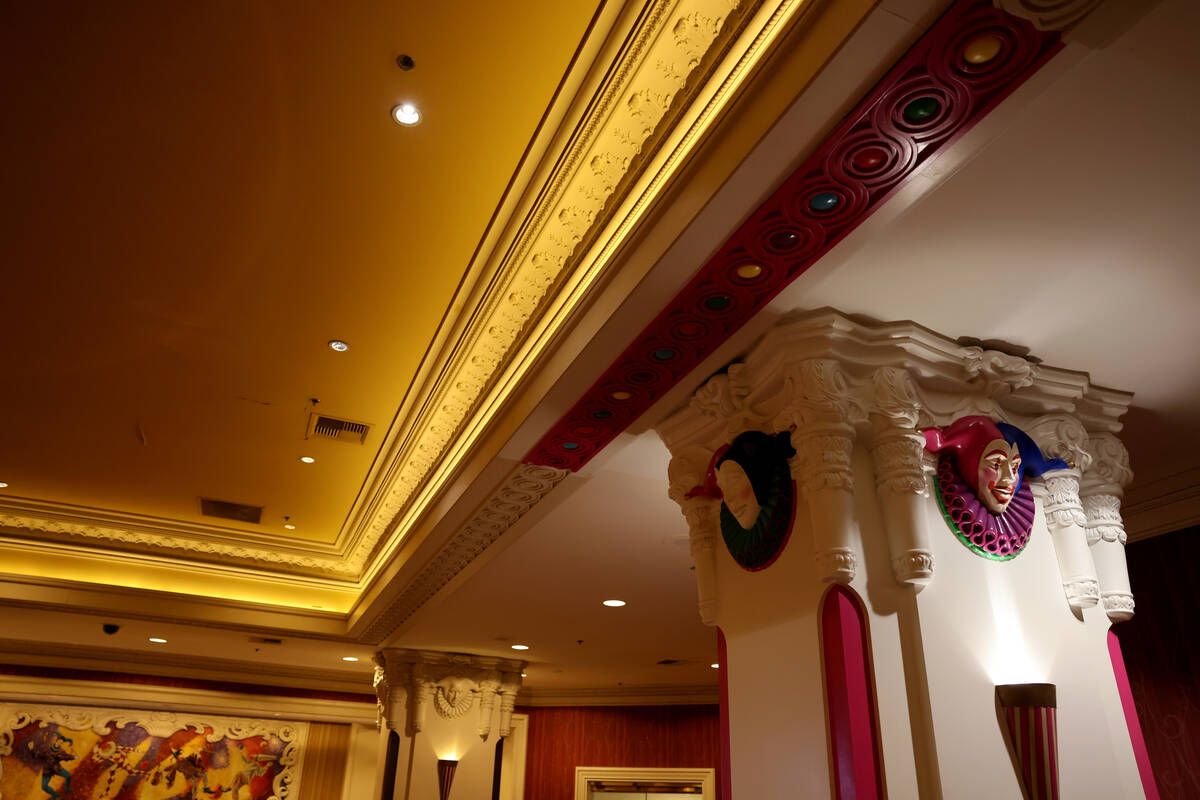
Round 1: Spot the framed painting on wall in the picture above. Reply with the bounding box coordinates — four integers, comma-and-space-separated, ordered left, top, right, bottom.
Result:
0, 702, 307, 799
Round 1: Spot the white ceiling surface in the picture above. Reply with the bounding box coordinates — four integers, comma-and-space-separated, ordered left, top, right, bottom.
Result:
400, 434, 717, 691
761, 0, 1200, 492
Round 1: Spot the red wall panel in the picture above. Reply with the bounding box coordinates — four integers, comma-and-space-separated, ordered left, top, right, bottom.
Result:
517, 704, 721, 800
1115, 526, 1200, 800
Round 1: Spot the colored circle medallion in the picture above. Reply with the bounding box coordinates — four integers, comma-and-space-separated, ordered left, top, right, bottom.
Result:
903, 96, 941, 123
963, 34, 1003, 64
592, 409, 613, 419
703, 295, 732, 311
561, 442, 579, 450
735, 263, 763, 280
851, 146, 888, 171
609, 390, 633, 401
808, 192, 840, 212
652, 348, 676, 361
768, 230, 800, 251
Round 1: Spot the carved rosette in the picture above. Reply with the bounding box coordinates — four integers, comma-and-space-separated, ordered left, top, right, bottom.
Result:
668, 449, 720, 625
1028, 415, 1100, 610
869, 367, 934, 588
781, 360, 864, 584
1080, 433, 1135, 621
375, 650, 525, 739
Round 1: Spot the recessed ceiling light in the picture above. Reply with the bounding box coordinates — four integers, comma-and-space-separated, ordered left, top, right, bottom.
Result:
710, 663, 719, 669
602, 599, 626, 607
149, 637, 168, 644
521, 672, 527, 678
0, 482, 8, 489
328, 339, 349, 352
300, 456, 315, 464
392, 102, 420, 125
342, 656, 359, 662
283, 523, 296, 530
511, 644, 529, 651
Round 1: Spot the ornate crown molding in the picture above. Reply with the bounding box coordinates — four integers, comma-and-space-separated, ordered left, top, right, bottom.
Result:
356, 464, 567, 643
1, 0, 805, 604
528, 0, 1065, 472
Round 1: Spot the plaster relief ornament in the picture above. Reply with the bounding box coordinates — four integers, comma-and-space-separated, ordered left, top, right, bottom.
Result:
691, 431, 795, 571
924, 416, 1066, 560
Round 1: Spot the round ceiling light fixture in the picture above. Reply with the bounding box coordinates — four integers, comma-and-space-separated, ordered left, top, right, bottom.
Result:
392, 102, 420, 126
602, 599, 626, 608
149, 637, 168, 644
283, 523, 296, 530
299, 456, 315, 464
342, 656, 360, 662
710, 663, 719, 669
328, 339, 349, 352
510, 644, 530, 651
0, 482, 8, 489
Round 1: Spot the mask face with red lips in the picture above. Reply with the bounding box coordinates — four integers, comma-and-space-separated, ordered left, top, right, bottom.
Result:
924, 416, 1023, 514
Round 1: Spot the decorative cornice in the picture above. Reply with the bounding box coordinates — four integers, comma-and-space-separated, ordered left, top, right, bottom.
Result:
528, 0, 1065, 471
374, 649, 524, 737
356, 464, 567, 644
0, 0, 793, 597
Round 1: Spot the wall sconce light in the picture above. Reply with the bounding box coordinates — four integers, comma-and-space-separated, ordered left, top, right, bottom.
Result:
995, 683, 1058, 800
437, 758, 458, 800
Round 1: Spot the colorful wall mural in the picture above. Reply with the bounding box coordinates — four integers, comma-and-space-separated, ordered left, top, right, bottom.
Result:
0, 703, 306, 800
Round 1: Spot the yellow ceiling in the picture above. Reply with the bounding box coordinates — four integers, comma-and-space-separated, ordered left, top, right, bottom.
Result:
0, 0, 876, 620
3, 1, 601, 542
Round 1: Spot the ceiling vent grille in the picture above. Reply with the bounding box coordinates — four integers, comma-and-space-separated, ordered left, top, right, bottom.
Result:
307, 413, 371, 444
199, 498, 263, 524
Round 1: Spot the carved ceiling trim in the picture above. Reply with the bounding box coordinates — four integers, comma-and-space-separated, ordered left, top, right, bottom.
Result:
526, 0, 1066, 472
356, 463, 567, 644
345, 0, 802, 582
3, 0, 805, 590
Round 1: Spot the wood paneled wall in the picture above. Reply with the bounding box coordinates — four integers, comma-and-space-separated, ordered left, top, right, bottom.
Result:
517, 705, 721, 800
1116, 526, 1200, 800
299, 721, 352, 800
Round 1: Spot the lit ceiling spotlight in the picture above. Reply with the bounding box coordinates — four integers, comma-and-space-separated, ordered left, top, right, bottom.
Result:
342, 656, 360, 662
521, 672, 528, 678
300, 456, 315, 464
149, 637, 168, 644
392, 102, 420, 126
0, 482, 8, 489
602, 599, 626, 608
327, 339, 349, 352
283, 523, 296, 530
710, 663, 719, 669
511, 644, 530, 651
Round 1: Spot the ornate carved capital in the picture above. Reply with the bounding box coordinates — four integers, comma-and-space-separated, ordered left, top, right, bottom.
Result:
689, 364, 750, 425
789, 427, 856, 494
1040, 472, 1087, 532
778, 359, 867, 431
1027, 414, 1093, 473
871, 433, 929, 496
375, 649, 525, 739
1080, 433, 1133, 499
1082, 494, 1126, 546
870, 367, 923, 430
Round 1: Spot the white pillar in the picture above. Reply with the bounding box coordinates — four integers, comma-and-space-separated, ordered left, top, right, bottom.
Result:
1081, 432, 1135, 621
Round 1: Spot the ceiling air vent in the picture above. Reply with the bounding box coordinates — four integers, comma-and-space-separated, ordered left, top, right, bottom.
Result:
199, 498, 262, 524
249, 636, 283, 645
307, 413, 371, 444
